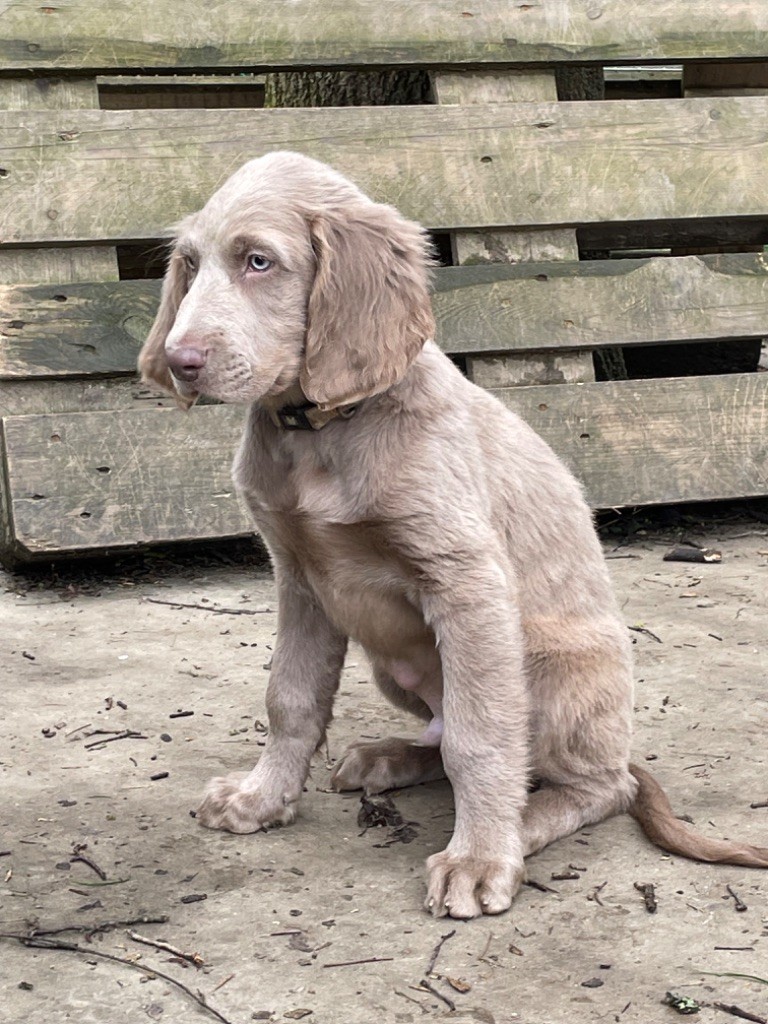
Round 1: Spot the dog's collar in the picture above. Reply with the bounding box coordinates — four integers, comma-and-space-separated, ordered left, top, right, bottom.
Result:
269, 401, 359, 431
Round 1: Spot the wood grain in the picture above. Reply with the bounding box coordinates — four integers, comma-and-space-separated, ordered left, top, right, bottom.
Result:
4, 254, 768, 378
495, 373, 768, 508
1, 1, 767, 72
2, 97, 768, 244
3, 373, 767, 557
0, 405, 251, 557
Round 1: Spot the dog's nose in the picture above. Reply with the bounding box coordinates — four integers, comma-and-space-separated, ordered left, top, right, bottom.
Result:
167, 346, 207, 383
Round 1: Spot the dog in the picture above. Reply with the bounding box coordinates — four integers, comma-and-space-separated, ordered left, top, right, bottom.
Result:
139, 151, 768, 919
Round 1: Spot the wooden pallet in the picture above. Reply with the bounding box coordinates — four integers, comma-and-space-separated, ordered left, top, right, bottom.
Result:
1, 2, 768, 561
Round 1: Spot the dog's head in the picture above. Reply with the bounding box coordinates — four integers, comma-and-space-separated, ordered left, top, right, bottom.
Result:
138, 152, 435, 411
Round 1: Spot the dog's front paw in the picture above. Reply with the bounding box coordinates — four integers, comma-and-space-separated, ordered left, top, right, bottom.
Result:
425, 851, 524, 919
196, 771, 298, 834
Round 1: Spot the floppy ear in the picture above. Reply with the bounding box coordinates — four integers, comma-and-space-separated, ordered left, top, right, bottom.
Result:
301, 203, 435, 410
137, 248, 195, 410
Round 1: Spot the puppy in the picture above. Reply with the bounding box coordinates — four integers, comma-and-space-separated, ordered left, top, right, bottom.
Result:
139, 151, 768, 919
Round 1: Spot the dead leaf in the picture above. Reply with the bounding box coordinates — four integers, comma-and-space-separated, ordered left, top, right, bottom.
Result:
445, 976, 472, 993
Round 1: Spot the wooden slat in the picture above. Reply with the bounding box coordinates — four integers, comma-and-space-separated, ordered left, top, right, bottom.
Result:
2, 97, 768, 245
0, 380, 176, 418
432, 66, 593, 389
2, 1, 768, 72
0, 405, 251, 557
0, 77, 99, 109
5, 254, 768, 379
496, 373, 768, 508
0, 247, 119, 286
3, 373, 767, 558
434, 253, 768, 354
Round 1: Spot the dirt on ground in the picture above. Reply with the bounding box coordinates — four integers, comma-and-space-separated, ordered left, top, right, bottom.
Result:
1, 519, 767, 1024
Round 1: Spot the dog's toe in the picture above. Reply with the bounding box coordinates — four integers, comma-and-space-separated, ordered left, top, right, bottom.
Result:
196, 771, 297, 834
425, 851, 523, 919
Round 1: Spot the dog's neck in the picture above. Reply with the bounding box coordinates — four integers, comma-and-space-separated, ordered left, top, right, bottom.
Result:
260, 383, 359, 432
270, 400, 359, 431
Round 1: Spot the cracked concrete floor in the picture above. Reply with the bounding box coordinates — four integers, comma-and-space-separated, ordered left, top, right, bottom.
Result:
1, 524, 767, 1024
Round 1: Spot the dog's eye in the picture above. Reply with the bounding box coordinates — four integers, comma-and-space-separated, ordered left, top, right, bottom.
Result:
247, 253, 273, 273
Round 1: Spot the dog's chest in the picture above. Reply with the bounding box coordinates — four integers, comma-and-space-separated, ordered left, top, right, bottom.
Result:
238, 439, 430, 655
264, 509, 428, 656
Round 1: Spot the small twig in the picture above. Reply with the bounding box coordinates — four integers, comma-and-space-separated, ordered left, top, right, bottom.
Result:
64, 722, 92, 739
628, 625, 663, 644
394, 989, 427, 1010
144, 597, 272, 616
476, 932, 494, 965
634, 882, 658, 913
29, 915, 168, 939
712, 1002, 767, 1024
84, 730, 146, 751
714, 946, 755, 952
322, 956, 394, 969
726, 885, 748, 912
211, 973, 235, 993
587, 881, 608, 906
700, 971, 768, 986
524, 879, 557, 893
425, 929, 456, 976
663, 545, 721, 564
0, 934, 233, 1024
71, 852, 107, 881
749, 800, 768, 810
417, 978, 455, 1012
127, 930, 204, 967
71, 877, 128, 888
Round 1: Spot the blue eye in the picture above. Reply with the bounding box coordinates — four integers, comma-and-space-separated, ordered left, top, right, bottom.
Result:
247, 253, 273, 273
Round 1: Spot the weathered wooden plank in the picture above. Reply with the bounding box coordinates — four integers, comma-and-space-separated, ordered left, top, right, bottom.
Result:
0, 76, 99, 109
0, 279, 154, 377
0, 247, 119, 286
433, 253, 768, 355
5, 254, 768, 379
0, 379, 177, 417
495, 373, 768, 508
0, 405, 251, 558
432, 66, 591, 388
2, 97, 768, 245
432, 70, 558, 105
3, 372, 767, 558
2, 1, 768, 72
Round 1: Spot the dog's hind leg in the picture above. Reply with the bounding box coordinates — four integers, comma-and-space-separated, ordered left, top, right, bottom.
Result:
523, 614, 637, 857
331, 662, 446, 794
521, 771, 636, 857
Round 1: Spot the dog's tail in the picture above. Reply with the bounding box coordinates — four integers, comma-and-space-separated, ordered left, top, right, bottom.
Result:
629, 764, 768, 868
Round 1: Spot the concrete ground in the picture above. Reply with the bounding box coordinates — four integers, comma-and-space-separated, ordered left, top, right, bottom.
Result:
1, 520, 767, 1024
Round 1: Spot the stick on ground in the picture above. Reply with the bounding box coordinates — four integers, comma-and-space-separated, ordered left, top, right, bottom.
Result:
0, 933, 233, 1024
425, 929, 456, 976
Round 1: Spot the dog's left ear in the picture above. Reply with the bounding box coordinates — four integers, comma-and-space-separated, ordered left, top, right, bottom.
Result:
301, 203, 435, 410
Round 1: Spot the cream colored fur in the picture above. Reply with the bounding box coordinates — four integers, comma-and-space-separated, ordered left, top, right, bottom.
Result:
139, 151, 768, 920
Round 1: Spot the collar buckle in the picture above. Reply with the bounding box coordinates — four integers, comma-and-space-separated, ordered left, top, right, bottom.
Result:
274, 401, 359, 431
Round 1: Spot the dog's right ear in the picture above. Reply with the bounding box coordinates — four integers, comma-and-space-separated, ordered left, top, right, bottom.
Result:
138, 247, 195, 410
